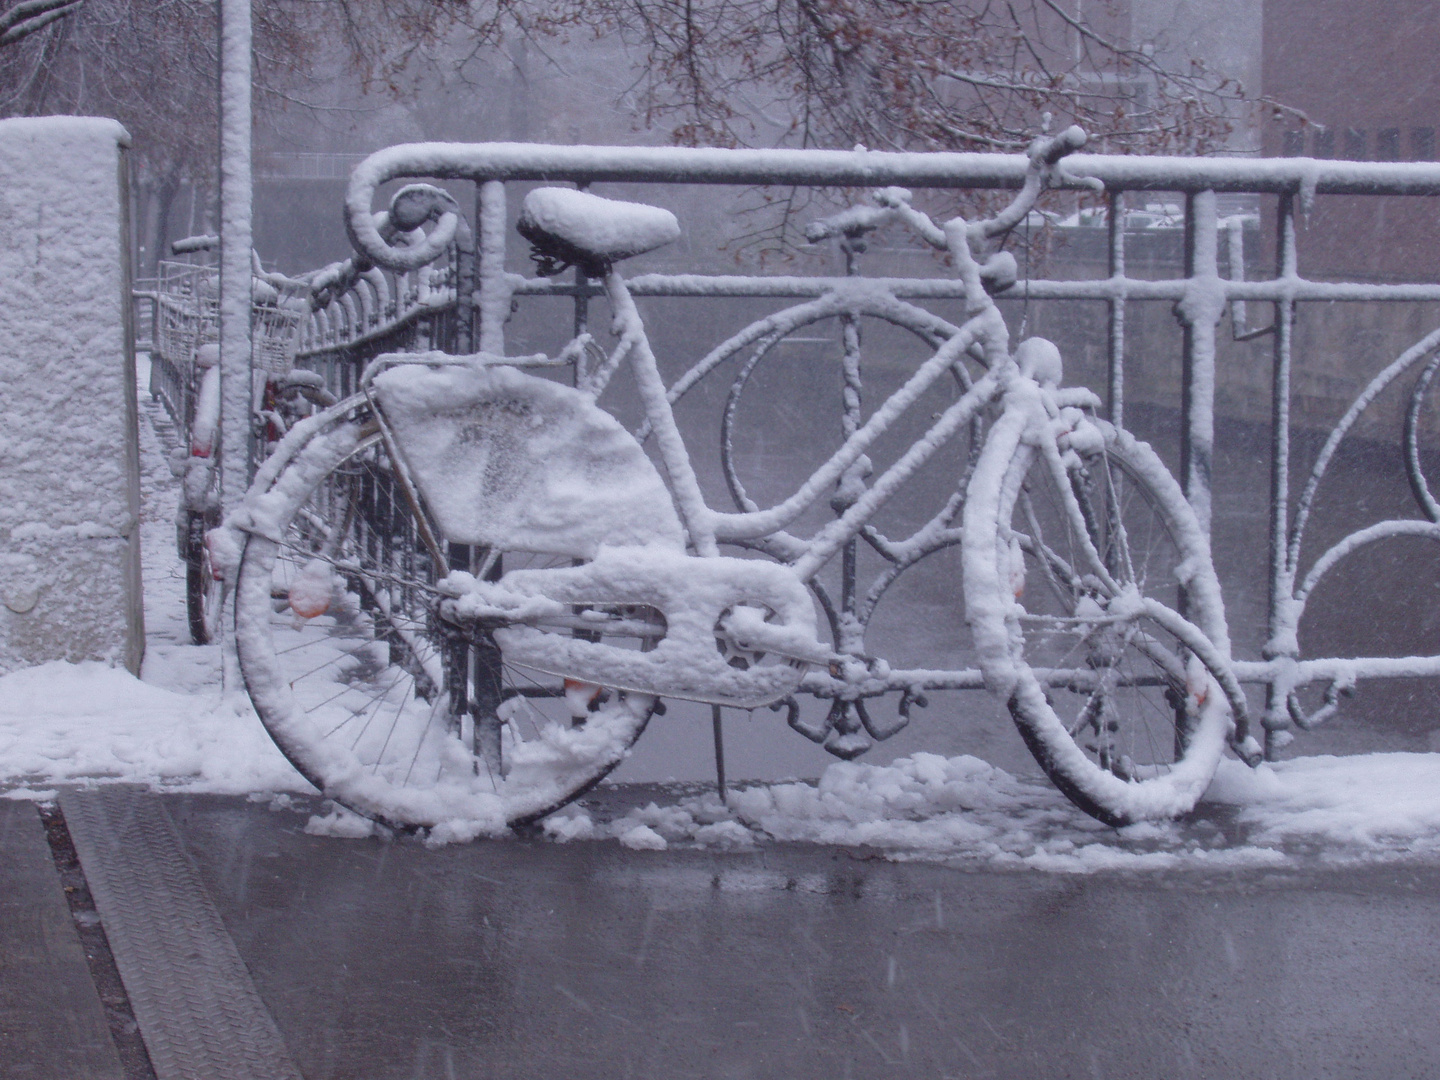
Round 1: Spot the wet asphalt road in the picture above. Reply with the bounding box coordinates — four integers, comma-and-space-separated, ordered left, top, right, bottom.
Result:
151, 793, 1440, 1080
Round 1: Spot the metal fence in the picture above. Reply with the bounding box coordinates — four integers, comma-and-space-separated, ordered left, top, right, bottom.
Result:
290, 143, 1440, 759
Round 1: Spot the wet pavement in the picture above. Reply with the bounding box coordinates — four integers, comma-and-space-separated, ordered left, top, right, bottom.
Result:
5, 788, 1440, 1080
0, 799, 124, 1080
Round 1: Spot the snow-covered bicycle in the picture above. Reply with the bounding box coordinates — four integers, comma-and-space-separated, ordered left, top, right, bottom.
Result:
155, 236, 333, 645
219, 127, 1257, 836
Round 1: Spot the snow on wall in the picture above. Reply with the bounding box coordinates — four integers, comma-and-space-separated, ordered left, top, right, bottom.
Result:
0, 116, 143, 674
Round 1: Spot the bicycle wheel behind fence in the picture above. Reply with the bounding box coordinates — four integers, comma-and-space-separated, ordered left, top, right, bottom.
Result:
232, 404, 652, 835
185, 510, 224, 646
967, 419, 1237, 825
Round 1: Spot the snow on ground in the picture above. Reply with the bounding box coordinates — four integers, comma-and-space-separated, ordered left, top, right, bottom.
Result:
544, 751, 1440, 872
0, 357, 1437, 871
0, 659, 304, 800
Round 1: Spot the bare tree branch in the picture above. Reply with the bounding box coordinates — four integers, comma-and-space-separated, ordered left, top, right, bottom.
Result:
566, 0, 1255, 158
0, 0, 82, 47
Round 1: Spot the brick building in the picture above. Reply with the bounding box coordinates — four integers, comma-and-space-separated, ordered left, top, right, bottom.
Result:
1265, 0, 1440, 280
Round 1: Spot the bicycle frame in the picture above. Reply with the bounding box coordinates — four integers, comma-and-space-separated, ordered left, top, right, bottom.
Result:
330, 132, 1184, 720
587, 208, 1100, 585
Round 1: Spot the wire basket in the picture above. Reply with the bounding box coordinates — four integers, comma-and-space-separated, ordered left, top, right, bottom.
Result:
251, 282, 309, 377
154, 261, 219, 365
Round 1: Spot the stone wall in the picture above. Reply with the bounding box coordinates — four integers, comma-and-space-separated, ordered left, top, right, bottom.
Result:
0, 117, 143, 674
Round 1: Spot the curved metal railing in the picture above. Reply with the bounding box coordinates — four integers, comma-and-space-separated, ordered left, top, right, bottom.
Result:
241, 141, 1440, 761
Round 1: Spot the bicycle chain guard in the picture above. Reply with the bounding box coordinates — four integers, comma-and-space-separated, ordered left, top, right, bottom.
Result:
486, 545, 824, 709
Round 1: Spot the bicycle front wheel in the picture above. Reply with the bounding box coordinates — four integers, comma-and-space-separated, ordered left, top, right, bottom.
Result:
232, 400, 654, 835
964, 413, 1241, 825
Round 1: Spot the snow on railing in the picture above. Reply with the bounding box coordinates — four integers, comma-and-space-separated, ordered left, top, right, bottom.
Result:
286, 140, 1440, 760
293, 255, 456, 360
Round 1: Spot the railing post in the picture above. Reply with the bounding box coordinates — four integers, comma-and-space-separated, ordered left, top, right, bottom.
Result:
217, 0, 253, 512
1264, 190, 1300, 757
216, 0, 253, 699
476, 180, 508, 355
1179, 190, 1223, 535
1106, 189, 1126, 426
453, 220, 475, 355
572, 181, 591, 388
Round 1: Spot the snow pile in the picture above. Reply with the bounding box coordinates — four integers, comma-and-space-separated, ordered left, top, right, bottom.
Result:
305, 805, 386, 839
544, 754, 1127, 869
543, 750, 1440, 872
1204, 753, 1440, 854
0, 659, 307, 799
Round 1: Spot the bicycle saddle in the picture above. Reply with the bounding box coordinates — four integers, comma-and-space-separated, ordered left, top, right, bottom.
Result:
518, 187, 680, 276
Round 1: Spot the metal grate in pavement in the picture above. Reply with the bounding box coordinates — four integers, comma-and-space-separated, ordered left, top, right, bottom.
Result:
59, 789, 304, 1080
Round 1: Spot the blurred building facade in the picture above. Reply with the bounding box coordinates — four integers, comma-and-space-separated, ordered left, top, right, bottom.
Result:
1265, 0, 1440, 281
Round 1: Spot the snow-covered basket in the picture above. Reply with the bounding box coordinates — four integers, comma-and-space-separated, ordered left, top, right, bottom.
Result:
251, 281, 308, 377
154, 260, 219, 367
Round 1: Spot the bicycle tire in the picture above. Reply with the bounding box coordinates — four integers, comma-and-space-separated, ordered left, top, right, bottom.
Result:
184, 510, 224, 645
964, 412, 1241, 825
232, 398, 654, 834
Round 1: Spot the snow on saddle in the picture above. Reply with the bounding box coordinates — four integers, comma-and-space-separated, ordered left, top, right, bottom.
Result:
517, 187, 680, 276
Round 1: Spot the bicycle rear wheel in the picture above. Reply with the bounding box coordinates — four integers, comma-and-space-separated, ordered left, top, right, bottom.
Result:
965, 414, 1243, 825
184, 509, 224, 645
232, 400, 654, 834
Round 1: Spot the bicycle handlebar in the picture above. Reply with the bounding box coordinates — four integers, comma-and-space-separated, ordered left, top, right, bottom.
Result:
1031, 124, 1088, 167
977, 125, 1088, 240
806, 126, 1088, 258
171, 234, 219, 255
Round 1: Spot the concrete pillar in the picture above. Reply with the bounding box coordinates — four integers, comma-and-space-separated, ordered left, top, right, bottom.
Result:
0, 117, 144, 674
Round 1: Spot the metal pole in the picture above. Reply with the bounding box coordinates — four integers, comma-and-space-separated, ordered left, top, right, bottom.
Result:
1179, 189, 1221, 535
1106, 189, 1125, 426
476, 180, 507, 355
217, 0, 252, 515
572, 181, 590, 388
1264, 191, 1299, 759
711, 705, 727, 801
217, 0, 251, 695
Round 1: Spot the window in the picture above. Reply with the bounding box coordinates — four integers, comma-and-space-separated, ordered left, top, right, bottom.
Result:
1313, 129, 1336, 158
1282, 129, 1305, 156
1412, 127, 1435, 160
1377, 128, 1401, 161
1344, 127, 1367, 160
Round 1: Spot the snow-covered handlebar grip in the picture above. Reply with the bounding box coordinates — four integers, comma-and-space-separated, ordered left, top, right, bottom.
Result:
171, 234, 219, 255
345, 182, 460, 272
1030, 125, 1088, 166
976, 125, 1089, 240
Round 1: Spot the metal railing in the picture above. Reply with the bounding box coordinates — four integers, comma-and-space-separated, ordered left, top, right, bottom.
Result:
295, 250, 460, 397
290, 141, 1440, 759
